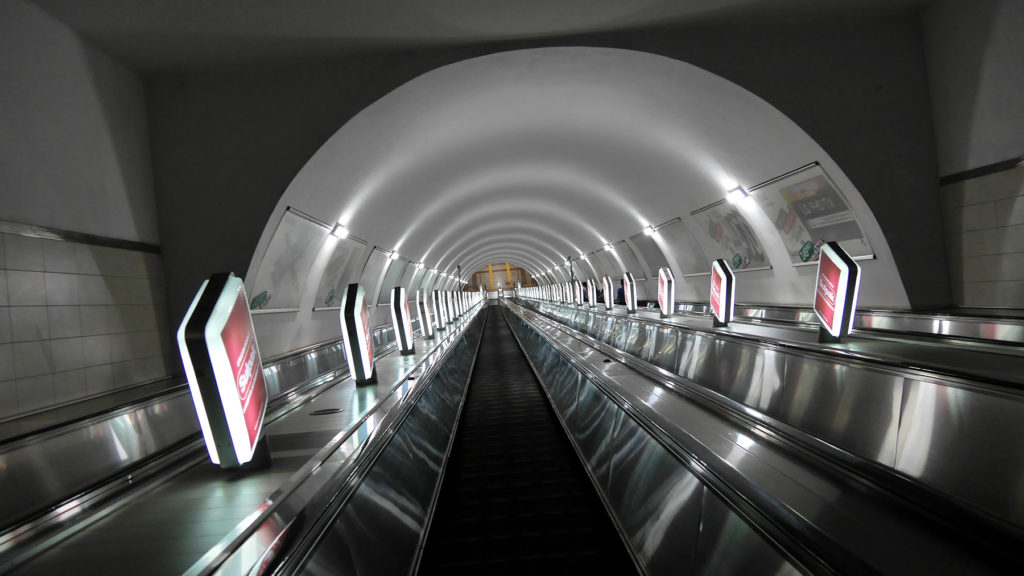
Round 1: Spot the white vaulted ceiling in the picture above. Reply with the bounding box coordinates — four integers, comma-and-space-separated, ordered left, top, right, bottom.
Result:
247, 46, 906, 340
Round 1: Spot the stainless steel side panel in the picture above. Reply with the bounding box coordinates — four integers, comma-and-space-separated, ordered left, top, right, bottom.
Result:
520, 297, 1024, 528
896, 380, 1024, 524
692, 487, 801, 576
605, 411, 704, 574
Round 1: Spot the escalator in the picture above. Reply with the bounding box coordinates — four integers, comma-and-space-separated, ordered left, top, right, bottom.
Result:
417, 307, 635, 574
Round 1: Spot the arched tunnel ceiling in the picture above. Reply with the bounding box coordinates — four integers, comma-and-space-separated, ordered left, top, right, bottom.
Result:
248, 47, 904, 314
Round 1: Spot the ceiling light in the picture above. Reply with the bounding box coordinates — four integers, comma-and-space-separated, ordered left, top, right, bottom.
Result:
604, 243, 613, 251
416, 262, 424, 270
388, 250, 399, 260
331, 224, 348, 239
726, 187, 748, 204
643, 225, 656, 236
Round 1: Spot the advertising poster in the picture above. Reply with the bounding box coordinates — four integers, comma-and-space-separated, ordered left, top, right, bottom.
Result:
710, 259, 734, 325
691, 202, 769, 269
221, 288, 268, 447
711, 265, 723, 320
814, 250, 844, 335
751, 164, 872, 264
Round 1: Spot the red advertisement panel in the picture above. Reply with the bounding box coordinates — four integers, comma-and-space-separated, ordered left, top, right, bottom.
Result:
815, 252, 842, 332
361, 300, 374, 372
658, 273, 666, 310
711, 265, 723, 320
220, 289, 267, 448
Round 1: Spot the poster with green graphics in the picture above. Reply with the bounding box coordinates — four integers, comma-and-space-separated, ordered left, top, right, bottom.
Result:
751, 164, 872, 264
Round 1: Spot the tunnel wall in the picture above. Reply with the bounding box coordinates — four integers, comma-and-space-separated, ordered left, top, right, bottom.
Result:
925, 0, 1024, 308
0, 0, 173, 420
150, 11, 948, 354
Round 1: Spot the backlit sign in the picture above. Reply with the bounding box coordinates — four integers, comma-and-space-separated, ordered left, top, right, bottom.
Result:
814, 241, 861, 340
657, 267, 675, 318
623, 272, 638, 313
602, 276, 614, 310
587, 278, 597, 308
710, 259, 735, 327
391, 286, 415, 355
416, 289, 434, 339
178, 272, 268, 468
340, 283, 376, 384
433, 290, 448, 330
573, 280, 583, 306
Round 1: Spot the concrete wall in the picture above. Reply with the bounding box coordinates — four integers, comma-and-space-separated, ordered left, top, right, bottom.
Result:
0, 0, 159, 244
0, 0, 172, 419
149, 11, 948, 346
926, 0, 1024, 308
924, 0, 1024, 176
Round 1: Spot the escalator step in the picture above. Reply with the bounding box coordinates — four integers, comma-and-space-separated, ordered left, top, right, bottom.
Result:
418, 307, 635, 575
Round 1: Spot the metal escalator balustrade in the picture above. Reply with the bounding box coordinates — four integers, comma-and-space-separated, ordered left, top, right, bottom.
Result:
0, 321, 401, 571
514, 295, 1024, 533
502, 301, 1017, 574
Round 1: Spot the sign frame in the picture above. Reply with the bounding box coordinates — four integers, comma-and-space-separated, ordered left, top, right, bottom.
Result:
657, 267, 676, 318
710, 259, 736, 327
390, 286, 415, 355
623, 272, 638, 314
340, 283, 377, 384
814, 241, 862, 342
178, 272, 270, 469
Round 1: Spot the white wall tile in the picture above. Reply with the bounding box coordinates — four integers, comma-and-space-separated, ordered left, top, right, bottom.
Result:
51, 337, 84, 372
10, 306, 50, 342
111, 360, 135, 388
962, 253, 1024, 282
80, 305, 110, 335
44, 272, 78, 305
0, 382, 17, 419
77, 275, 112, 305
82, 334, 111, 367
0, 308, 10, 345
0, 344, 13, 381
75, 244, 102, 276
7, 271, 46, 305
950, 166, 1024, 207
0, 271, 8, 306
109, 333, 133, 363
5, 235, 45, 271
958, 224, 1024, 257
53, 369, 87, 403
48, 306, 81, 338
42, 239, 78, 273
85, 364, 113, 394
14, 341, 53, 378
16, 374, 54, 412
142, 253, 164, 279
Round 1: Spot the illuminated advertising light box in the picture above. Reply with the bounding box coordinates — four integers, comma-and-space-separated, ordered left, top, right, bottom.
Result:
587, 279, 597, 308
602, 276, 614, 310
710, 259, 736, 327
178, 272, 269, 469
416, 289, 435, 340
445, 291, 455, 321
657, 267, 676, 318
814, 241, 861, 342
432, 290, 448, 330
573, 280, 583, 306
391, 286, 415, 355
564, 282, 572, 303
623, 272, 638, 314
340, 283, 377, 384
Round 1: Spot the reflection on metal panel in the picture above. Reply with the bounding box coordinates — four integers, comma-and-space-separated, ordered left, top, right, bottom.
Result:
515, 296, 1024, 528
505, 305, 800, 576
692, 489, 801, 576
896, 380, 1024, 524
